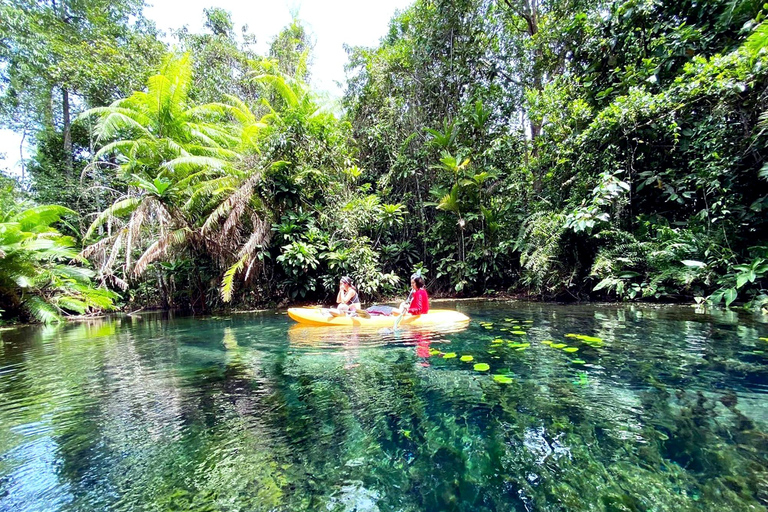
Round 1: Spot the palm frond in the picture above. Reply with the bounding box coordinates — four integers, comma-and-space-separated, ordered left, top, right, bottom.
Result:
85, 196, 141, 241
133, 227, 194, 276
25, 296, 61, 323
253, 74, 299, 108
163, 156, 230, 174
93, 111, 154, 142
221, 253, 248, 302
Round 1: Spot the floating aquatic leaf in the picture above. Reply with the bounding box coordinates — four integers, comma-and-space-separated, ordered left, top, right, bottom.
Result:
571, 359, 586, 364
460, 355, 474, 362
565, 334, 579, 338
492, 338, 504, 344
487, 349, 497, 354
504, 318, 514, 322
552, 343, 567, 349
541, 340, 553, 345
511, 331, 527, 335
474, 363, 490, 371
753, 350, 765, 354
563, 347, 579, 352
429, 348, 442, 356
443, 352, 457, 359
572, 372, 589, 386
509, 342, 530, 349
483, 326, 493, 329
493, 375, 513, 384
515, 347, 527, 351
523, 320, 534, 323
500, 328, 510, 331
760, 337, 768, 342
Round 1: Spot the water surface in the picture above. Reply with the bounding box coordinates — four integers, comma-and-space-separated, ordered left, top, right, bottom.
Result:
1, 301, 767, 511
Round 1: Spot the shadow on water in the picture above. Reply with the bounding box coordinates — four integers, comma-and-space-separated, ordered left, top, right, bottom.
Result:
0, 302, 767, 511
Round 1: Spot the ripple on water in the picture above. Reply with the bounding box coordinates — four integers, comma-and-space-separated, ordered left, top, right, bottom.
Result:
0, 304, 766, 511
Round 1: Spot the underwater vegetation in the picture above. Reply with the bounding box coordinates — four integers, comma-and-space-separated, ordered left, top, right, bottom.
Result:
0, 302, 767, 511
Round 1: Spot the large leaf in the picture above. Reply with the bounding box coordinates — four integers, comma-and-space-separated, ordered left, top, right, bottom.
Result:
15, 205, 76, 232
25, 296, 61, 323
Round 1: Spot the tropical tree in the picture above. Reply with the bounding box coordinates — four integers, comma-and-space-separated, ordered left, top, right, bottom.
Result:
78, 53, 243, 297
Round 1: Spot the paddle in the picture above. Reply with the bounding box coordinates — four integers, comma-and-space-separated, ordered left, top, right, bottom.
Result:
393, 288, 414, 331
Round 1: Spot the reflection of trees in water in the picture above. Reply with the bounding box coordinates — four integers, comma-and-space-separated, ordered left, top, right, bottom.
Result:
1, 305, 767, 510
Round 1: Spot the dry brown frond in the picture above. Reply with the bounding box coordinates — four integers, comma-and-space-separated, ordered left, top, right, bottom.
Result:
202, 173, 261, 236
103, 229, 127, 273
133, 227, 195, 276
80, 234, 118, 261
124, 200, 149, 275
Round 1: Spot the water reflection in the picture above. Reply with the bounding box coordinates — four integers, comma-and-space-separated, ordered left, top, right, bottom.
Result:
0, 303, 766, 511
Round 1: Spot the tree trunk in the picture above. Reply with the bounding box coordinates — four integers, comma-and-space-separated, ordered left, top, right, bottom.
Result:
62, 88, 73, 175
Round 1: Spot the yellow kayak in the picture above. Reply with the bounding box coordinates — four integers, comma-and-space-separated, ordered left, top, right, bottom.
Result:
287, 307, 470, 328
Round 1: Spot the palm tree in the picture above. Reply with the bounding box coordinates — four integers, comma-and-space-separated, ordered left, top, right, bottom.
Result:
79, 53, 244, 288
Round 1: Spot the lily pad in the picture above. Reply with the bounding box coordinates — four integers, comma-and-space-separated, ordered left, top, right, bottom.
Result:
760, 337, 768, 342
565, 334, 579, 338
460, 355, 474, 362
443, 352, 457, 359
493, 375, 513, 384
474, 363, 490, 371
563, 347, 579, 353
511, 331, 527, 335
541, 340, 553, 345
429, 348, 442, 356
571, 359, 586, 364
552, 343, 567, 349
523, 320, 534, 323
492, 338, 504, 344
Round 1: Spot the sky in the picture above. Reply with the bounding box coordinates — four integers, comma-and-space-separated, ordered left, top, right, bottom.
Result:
0, 0, 412, 175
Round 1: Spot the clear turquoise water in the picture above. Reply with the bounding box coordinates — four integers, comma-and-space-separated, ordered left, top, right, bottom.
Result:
1, 301, 767, 511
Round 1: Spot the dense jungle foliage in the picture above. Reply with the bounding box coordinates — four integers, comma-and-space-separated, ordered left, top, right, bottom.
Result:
1, 0, 768, 322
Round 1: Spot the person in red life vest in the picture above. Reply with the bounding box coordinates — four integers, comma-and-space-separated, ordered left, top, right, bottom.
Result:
400, 273, 429, 315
